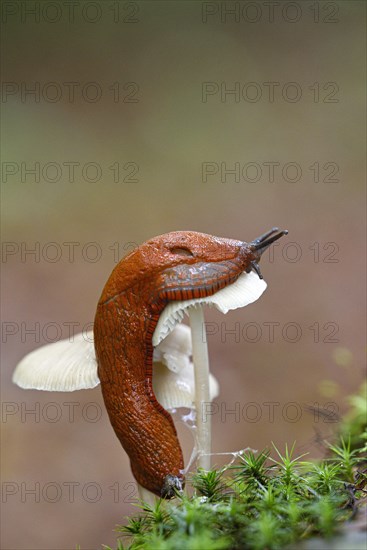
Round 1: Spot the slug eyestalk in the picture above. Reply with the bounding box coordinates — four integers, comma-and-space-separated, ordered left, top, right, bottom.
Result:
247, 228, 289, 279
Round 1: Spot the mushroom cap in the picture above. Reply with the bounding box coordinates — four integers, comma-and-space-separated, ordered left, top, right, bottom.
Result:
153, 360, 219, 410
12, 331, 99, 392
152, 322, 192, 374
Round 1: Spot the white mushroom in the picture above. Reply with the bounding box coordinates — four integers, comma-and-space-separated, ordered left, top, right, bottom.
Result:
12, 324, 220, 411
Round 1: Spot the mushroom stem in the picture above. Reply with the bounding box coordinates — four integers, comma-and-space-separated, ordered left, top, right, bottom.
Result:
189, 306, 211, 471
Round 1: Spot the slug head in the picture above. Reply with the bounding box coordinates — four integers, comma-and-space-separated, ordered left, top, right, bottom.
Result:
135, 229, 288, 278
99, 229, 288, 305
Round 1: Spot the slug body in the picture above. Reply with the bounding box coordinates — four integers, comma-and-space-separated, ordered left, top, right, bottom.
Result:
94, 229, 285, 496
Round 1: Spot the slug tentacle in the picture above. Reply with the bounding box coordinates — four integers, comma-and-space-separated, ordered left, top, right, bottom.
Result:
251, 229, 289, 252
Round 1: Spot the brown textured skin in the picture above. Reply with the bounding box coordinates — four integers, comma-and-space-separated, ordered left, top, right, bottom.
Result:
94, 231, 258, 496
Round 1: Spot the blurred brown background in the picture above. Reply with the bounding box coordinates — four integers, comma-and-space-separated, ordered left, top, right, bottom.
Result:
1, 1, 366, 549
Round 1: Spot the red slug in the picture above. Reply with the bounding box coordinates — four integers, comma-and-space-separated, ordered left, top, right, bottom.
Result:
93, 228, 287, 497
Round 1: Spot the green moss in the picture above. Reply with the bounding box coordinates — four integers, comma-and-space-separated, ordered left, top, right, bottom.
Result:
103, 384, 366, 550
